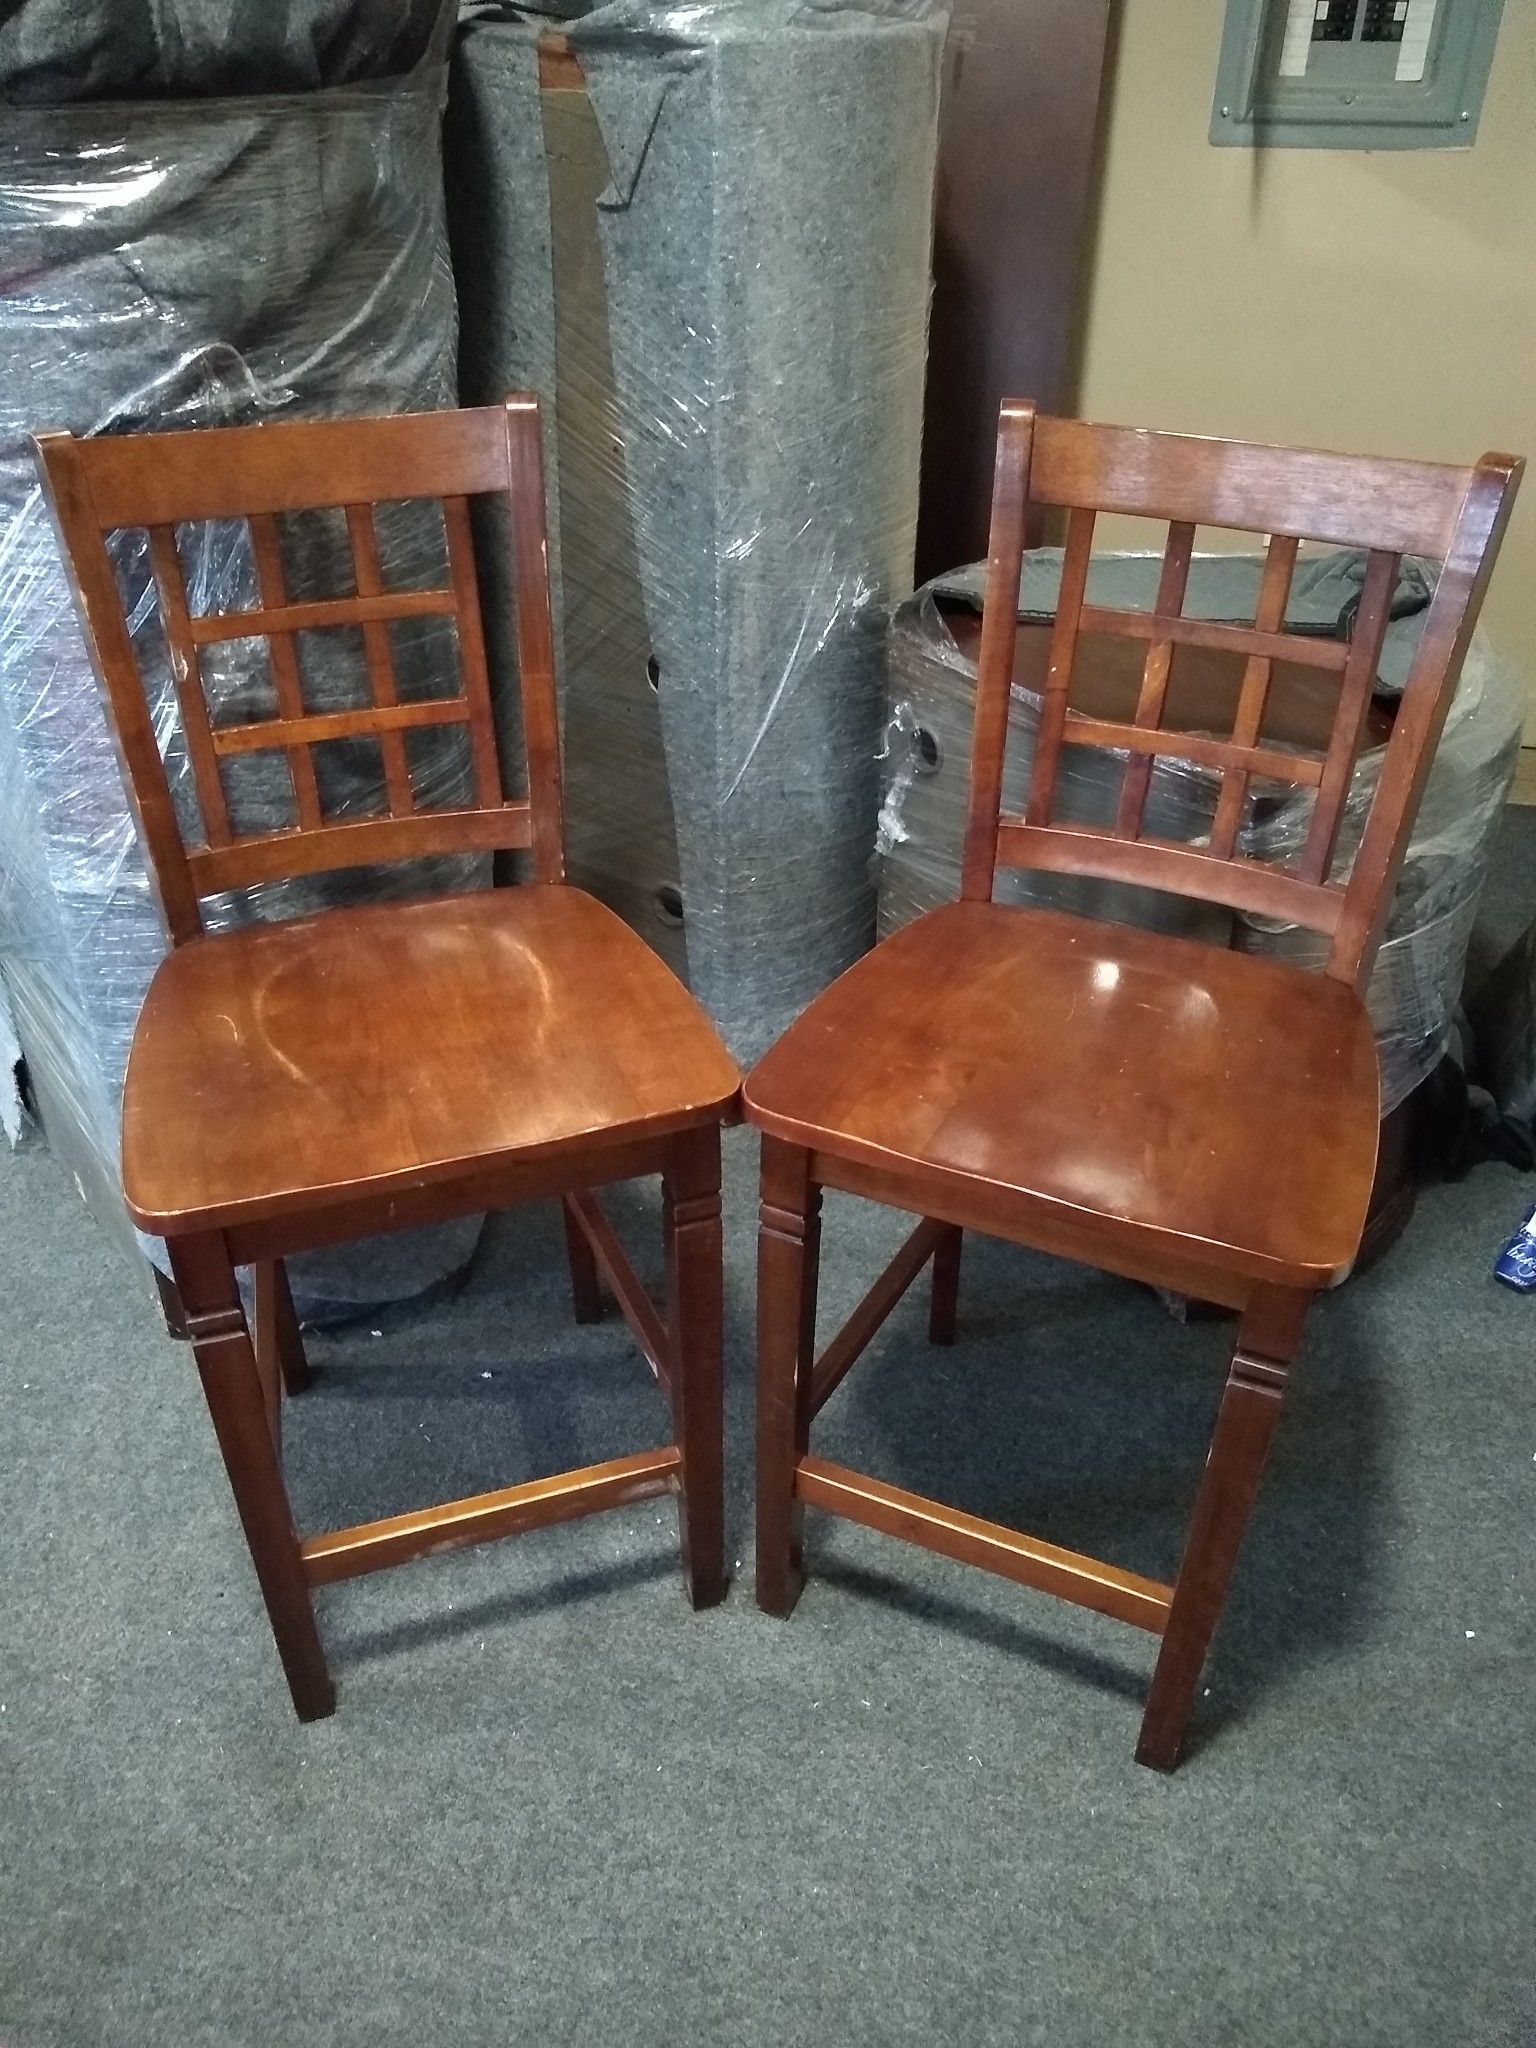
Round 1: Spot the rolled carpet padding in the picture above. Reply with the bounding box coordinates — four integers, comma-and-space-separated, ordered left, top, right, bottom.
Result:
448, 0, 945, 1058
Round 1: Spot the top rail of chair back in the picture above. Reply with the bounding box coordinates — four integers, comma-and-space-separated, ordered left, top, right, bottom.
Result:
46, 402, 529, 530
1026, 413, 1499, 560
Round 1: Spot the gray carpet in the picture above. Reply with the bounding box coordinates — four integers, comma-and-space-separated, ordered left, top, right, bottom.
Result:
4, 815, 1536, 2048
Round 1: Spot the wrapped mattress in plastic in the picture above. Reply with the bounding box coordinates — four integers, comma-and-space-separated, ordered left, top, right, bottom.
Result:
447, 0, 945, 1060
0, 4, 485, 1319
877, 549, 1523, 1114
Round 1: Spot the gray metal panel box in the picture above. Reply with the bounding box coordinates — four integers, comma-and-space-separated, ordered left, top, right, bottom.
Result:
1211, 0, 1506, 148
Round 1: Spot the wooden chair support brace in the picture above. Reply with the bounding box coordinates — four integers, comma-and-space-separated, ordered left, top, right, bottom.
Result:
663, 1131, 726, 1610
795, 1456, 1174, 1633
251, 1265, 283, 1442
173, 1237, 334, 1722
301, 1447, 682, 1587
564, 1190, 672, 1393
254, 1260, 309, 1399
809, 1216, 948, 1416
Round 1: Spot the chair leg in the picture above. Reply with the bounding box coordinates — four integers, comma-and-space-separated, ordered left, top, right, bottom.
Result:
928, 1224, 963, 1345
756, 1137, 822, 1618
664, 1127, 725, 1609
561, 1197, 604, 1324
1136, 1285, 1311, 1772
167, 1233, 334, 1722
268, 1261, 311, 1395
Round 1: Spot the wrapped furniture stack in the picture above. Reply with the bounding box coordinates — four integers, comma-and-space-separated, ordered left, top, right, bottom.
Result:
0, 0, 481, 1316
448, 0, 945, 1059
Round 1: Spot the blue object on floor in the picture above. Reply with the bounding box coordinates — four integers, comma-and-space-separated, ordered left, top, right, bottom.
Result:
1493, 1201, 1536, 1289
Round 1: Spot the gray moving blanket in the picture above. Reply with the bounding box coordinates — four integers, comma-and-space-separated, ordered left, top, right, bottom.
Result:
0, 0, 442, 98
448, 0, 946, 1060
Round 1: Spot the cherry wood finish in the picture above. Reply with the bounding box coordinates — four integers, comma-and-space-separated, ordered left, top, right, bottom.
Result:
748, 405, 1521, 1769
796, 1457, 1173, 1634
809, 1217, 947, 1418
120, 886, 736, 1237
34, 399, 739, 1719
939, 600, 1422, 1265
753, 902, 1381, 1292
300, 1449, 684, 1589
926, 1223, 963, 1346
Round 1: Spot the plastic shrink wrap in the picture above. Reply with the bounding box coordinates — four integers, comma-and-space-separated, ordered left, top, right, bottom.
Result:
448, 0, 945, 1060
877, 549, 1523, 1115
0, 973, 23, 1146
0, 1, 486, 1318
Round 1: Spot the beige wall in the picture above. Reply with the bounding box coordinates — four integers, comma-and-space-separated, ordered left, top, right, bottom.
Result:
1076, 0, 1536, 729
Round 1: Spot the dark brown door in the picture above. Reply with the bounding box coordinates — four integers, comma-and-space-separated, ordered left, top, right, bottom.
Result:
917, 0, 1115, 582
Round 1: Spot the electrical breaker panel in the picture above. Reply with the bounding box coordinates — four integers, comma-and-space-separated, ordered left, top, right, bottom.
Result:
1211, 0, 1505, 147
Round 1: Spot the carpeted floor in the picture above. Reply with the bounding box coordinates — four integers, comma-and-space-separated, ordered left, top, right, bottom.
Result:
3, 814, 1535, 2048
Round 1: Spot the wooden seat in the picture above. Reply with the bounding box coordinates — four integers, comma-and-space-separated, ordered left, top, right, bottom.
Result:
124, 886, 738, 1235
35, 398, 740, 1721
746, 898, 1379, 1293
748, 402, 1522, 1771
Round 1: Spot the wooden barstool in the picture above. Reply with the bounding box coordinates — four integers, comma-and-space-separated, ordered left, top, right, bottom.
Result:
35, 399, 740, 1719
746, 403, 1520, 1769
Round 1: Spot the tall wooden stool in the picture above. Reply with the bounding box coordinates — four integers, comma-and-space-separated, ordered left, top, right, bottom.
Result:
746, 403, 1520, 1768
36, 398, 740, 1719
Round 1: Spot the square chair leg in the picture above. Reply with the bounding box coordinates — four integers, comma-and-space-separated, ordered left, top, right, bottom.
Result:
928, 1224, 963, 1345
169, 1233, 334, 1721
255, 1259, 311, 1395
1136, 1285, 1310, 1771
665, 1127, 726, 1609
755, 1137, 822, 1618
561, 1196, 604, 1324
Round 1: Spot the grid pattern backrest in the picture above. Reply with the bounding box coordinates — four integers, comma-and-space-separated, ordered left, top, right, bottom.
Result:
961, 404, 1521, 991
33, 399, 563, 946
